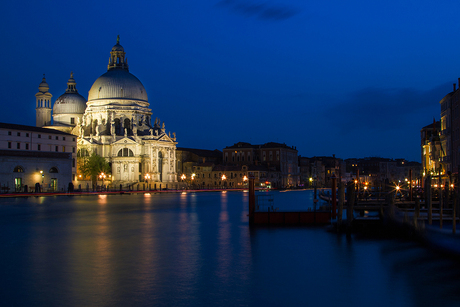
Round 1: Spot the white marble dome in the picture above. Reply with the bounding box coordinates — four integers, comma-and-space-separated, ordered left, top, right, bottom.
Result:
53, 92, 86, 114
87, 69, 148, 102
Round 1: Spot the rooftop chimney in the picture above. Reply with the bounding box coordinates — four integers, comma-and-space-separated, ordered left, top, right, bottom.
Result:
454, 83, 457, 92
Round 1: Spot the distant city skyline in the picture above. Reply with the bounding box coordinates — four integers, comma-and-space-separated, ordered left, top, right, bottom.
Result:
2, 1, 459, 162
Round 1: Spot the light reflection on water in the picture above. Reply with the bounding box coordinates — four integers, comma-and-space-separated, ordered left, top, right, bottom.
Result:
1, 191, 460, 306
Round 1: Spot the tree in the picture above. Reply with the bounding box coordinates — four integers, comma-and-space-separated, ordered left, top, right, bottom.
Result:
78, 152, 111, 186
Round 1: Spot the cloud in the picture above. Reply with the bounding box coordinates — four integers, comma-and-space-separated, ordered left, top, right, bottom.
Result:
324, 83, 450, 133
216, 0, 299, 21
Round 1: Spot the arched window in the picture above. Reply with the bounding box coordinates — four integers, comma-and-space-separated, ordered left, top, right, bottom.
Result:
49, 167, 58, 173
117, 148, 134, 157
13, 166, 24, 173
115, 118, 121, 135
124, 118, 131, 135
77, 148, 89, 157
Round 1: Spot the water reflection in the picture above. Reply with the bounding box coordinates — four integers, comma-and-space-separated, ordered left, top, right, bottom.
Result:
217, 191, 231, 281
1, 191, 460, 306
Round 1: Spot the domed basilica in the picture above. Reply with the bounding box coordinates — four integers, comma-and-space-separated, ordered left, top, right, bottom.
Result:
36, 37, 178, 186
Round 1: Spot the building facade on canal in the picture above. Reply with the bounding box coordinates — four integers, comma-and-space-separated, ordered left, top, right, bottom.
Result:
0, 122, 75, 192
36, 37, 178, 188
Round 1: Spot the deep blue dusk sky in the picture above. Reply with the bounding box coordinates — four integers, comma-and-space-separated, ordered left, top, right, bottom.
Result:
2, 0, 459, 162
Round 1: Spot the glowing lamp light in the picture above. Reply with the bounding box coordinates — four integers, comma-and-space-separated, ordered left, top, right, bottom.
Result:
396, 186, 400, 191
222, 174, 226, 180
243, 176, 248, 182
181, 174, 186, 181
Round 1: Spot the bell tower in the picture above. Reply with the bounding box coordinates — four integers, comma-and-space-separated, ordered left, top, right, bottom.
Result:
35, 74, 52, 127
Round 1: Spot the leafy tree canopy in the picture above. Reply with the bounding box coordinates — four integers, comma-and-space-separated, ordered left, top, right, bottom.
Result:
78, 152, 111, 184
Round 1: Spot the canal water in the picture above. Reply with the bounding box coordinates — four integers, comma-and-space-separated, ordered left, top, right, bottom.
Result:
1, 190, 460, 307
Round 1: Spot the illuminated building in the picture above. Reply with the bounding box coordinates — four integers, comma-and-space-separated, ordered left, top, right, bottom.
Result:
0, 122, 75, 191
36, 37, 178, 187
223, 142, 299, 188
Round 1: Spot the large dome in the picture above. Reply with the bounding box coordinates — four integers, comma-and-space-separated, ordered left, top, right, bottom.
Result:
88, 69, 148, 102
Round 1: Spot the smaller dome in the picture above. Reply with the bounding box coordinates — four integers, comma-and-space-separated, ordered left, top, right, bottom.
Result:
53, 93, 87, 114
53, 72, 87, 115
38, 75, 49, 92
112, 43, 124, 52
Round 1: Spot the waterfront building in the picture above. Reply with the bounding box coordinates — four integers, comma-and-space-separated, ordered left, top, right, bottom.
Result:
36, 37, 178, 188
0, 122, 75, 191
344, 157, 422, 189
189, 163, 278, 189
176, 147, 223, 178
440, 87, 454, 174
223, 142, 299, 188
299, 155, 344, 188
421, 121, 442, 180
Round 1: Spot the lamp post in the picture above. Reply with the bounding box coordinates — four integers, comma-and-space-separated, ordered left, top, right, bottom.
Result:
144, 173, 151, 190
243, 175, 248, 187
99, 172, 106, 191
222, 174, 226, 189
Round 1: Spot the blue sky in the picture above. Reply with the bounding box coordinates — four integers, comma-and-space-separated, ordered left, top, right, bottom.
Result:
2, 0, 459, 162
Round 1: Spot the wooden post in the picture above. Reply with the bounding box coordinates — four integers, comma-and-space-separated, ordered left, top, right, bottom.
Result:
346, 181, 355, 231
426, 176, 432, 225
331, 174, 337, 219
388, 191, 395, 221
248, 177, 255, 225
409, 169, 413, 201
356, 169, 360, 201
439, 176, 443, 229
453, 187, 457, 234
338, 182, 345, 229
414, 198, 420, 228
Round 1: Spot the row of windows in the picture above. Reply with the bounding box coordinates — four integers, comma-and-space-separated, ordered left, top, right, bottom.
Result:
7, 132, 30, 137
194, 172, 247, 179
7, 131, 75, 141
14, 166, 59, 173
7, 142, 75, 152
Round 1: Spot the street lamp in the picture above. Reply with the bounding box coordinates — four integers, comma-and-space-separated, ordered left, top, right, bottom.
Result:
181, 174, 186, 181
243, 175, 248, 186
144, 173, 151, 191
99, 172, 106, 190
222, 174, 226, 188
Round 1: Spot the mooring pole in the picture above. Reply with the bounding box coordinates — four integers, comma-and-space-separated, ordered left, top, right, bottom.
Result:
453, 185, 457, 234
338, 182, 345, 229
249, 177, 255, 225
331, 174, 337, 219
426, 176, 432, 225
409, 169, 413, 201
346, 181, 355, 233
439, 175, 443, 229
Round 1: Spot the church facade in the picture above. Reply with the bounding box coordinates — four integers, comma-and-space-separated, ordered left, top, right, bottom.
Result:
37, 37, 178, 187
